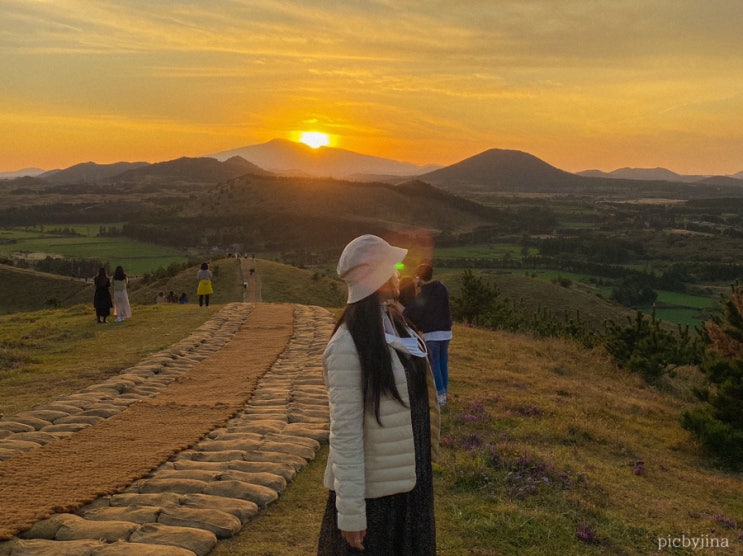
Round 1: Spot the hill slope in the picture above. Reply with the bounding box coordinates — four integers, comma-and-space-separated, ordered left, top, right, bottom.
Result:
165, 175, 504, 253
0, 265, 93, 314
420, 148, 580, 192
113, 156, 271, 184
207, 138, 440, 179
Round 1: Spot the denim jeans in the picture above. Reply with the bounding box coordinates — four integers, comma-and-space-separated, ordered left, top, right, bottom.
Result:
426, 339, 449, 395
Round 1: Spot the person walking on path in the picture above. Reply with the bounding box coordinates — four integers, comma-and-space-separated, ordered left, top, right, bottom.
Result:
111, 265, 132, 322
93, 267, 113, 324
317, 234, 440, 555
196, 262, 214, 307
404, 263, 453, 406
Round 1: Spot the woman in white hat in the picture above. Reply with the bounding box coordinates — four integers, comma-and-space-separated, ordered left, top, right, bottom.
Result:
317, 234, 440, 555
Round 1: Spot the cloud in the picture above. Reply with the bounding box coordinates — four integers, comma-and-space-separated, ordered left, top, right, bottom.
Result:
1, 0, 743, 173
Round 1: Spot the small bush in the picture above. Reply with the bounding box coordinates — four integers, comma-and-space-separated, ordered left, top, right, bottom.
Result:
681, 283, 743, 470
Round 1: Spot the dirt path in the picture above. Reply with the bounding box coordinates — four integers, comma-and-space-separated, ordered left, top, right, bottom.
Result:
241, 258, 260, 303
0, 301, 335, 554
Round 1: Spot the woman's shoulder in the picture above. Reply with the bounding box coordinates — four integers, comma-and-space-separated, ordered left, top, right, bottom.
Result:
324, 326, 359, 358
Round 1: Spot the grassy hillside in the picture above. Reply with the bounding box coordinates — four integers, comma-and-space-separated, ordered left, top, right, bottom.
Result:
215, 325, 743, 555
256, 259, 345, 307
0, 258, 246, 315
0, 265, 93, 314
432, 268, 635, 331
1, 261, 741, 553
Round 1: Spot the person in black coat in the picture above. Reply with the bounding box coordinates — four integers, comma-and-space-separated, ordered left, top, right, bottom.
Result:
403, 263, 453, 406
93, 267, 113, 324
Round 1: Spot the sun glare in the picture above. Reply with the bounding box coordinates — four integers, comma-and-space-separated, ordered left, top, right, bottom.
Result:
299, 131, 330, 149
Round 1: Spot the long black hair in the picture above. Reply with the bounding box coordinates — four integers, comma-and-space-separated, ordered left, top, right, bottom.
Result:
113, 266, 126, 281
335, 291, 407, 425
94, 267, 108, 288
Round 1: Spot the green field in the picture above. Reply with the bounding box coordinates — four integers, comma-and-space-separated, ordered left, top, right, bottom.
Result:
0, 226, 187, 275
430, 242, 722, 329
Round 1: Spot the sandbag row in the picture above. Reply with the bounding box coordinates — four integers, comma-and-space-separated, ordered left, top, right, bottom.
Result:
0, 304, 334, 556
0, 304, 255, 462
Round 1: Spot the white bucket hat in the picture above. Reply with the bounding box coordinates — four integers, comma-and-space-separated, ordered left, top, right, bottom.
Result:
337, 234, 408, 304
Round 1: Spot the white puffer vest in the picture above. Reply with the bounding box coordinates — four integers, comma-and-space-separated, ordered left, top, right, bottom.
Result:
322, 325, 416, 532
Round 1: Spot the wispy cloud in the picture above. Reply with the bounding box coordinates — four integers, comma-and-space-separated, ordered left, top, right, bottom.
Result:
1, 0, 742, 172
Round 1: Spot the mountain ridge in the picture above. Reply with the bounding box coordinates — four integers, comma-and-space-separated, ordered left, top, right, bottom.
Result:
206, 138, 441, 179
4, 140, 742, 197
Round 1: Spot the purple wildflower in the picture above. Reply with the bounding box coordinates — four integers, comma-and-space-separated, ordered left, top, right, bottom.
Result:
575, 521, 598, 544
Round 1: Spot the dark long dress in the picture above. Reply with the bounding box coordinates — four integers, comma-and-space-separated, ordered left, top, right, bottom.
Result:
93, 277, 113, 320
317, 351, 436, 555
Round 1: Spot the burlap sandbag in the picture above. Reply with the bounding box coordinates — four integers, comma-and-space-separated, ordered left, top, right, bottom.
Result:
0, 439, 42, 452
136, 478, 207, 495
264, 432, 321, 450
81, 505, 160, 524
226, 419, 286, 435
20, 513, 73, 540
0, 422, 34, 434
226, 459, 296, 481
92, 539, 196, 555
2, 416, 49, 430
8, 431, 58, 445
169, 460, 229, 472
218, 469, 287, 491
183, 450, 246, 462
204, 430, 263, 442
54, 515, 138, 543
202, 480, 278, 507
128, 523, 216, 556
0, 538, 104, 555
283, 422, 330, 441
156, 506, 241, 538
15, 410, 69, 423
107, 493, 182, 508
179, 493, 258, 524
193, 439, 262, 452
238, 449, 307, 469
152, 469, 222, 483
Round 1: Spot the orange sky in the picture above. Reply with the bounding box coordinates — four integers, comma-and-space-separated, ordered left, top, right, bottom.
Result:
1, 1, 742, 175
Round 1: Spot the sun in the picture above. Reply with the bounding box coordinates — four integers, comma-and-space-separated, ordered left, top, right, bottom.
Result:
299, 131, 330, 149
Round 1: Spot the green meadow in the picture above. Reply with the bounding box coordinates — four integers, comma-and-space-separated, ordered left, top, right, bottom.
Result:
0, 226, 187, 275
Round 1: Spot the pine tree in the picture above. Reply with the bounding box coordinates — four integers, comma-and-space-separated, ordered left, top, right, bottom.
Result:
681, 283, 743, 470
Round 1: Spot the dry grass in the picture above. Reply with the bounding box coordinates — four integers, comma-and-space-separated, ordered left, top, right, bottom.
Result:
206, 323, 743, 554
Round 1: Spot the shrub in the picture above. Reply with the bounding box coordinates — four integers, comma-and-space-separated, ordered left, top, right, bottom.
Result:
603, 310, 701, 381
682, 283, 743, 470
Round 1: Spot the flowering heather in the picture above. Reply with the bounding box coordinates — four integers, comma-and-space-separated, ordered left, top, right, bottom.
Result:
502, 451, 574, 499
575, 521, 599, 544
512, 404, 542, 417
457, 399, 492, 424
632, 460, 645, 476
712, 514, 738, 529
459, 433, 485, 452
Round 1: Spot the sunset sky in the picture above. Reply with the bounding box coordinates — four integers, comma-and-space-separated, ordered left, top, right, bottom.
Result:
2, 0, 742, 175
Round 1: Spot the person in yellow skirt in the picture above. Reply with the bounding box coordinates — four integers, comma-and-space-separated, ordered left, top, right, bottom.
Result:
196, 262, 214, 307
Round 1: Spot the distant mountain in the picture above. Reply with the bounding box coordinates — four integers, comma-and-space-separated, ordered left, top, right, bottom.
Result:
418, 148, 579, 191
734, 170, 743, 180
207, 139, 441, 179
577, 167, 705, 183
40, 161, 150, 184
0, 168, 45, 180
103, 156, 270, 184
